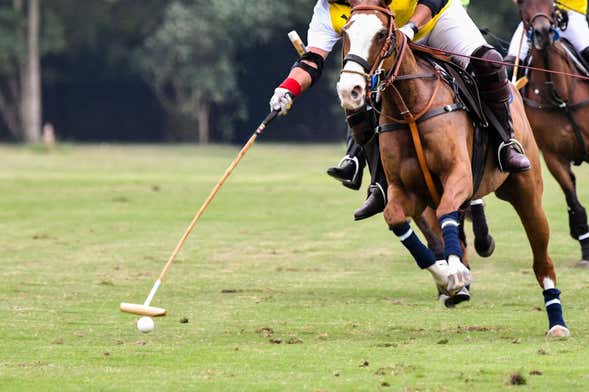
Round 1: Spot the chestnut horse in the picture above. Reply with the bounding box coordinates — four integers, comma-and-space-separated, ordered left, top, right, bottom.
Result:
337, 0, 569, 336
516, 0, 589, 266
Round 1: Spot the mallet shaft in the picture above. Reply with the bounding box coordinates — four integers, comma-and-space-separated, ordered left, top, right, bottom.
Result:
136, 111, 280, 310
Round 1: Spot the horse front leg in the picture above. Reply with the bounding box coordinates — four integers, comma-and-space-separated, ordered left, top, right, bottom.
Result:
436, 167, 474, 295
544, 153, 589, 266
384, 184, 453, 296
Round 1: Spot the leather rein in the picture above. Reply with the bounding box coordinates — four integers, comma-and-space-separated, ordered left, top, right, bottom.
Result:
340, 4, 452, 206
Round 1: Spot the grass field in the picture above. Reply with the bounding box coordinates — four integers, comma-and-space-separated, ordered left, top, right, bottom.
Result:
1, 143, 589, 391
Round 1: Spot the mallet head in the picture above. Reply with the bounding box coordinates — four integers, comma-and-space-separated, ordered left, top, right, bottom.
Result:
120, 303, 167, 317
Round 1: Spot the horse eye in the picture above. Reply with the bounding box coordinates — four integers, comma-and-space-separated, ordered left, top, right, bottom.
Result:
376, 30, 387, 40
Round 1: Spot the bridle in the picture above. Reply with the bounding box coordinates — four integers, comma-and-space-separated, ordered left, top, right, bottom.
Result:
340, 4, 408, 97
523, 5, 569, 48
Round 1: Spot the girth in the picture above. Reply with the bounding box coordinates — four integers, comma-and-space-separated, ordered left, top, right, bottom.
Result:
377, 103, 465, 133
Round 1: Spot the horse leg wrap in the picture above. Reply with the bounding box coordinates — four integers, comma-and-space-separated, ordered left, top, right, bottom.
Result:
568, 205, 589, 240
440, 211, 463, 259
471, 200, 495, 257
543, 288, 567, 329
390, 221, 436, 269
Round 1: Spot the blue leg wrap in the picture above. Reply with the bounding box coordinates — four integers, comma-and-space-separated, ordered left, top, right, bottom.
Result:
440, 211, 463, 259
543, 288, 566, 329
390, 221, 436, 269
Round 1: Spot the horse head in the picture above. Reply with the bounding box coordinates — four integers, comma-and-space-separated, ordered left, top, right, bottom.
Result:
516, 0, 562, 51
336, 0, 398, 111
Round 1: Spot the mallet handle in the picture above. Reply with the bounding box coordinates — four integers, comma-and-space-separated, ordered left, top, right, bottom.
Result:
156, 111, 279, 284
288, 30, 307, 56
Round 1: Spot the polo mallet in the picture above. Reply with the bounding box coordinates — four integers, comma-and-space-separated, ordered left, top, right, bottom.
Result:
120, 110, 280, 317
512, 27, 529, 90
288, 30, 307, 56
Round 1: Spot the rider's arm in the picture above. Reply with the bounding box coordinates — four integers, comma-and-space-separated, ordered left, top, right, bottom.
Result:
270, 0, 337, 114
401, 0, 448, 38
282, 48, 329, 94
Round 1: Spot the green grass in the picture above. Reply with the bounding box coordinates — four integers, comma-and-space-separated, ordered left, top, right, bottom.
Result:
1, 143, 588, 391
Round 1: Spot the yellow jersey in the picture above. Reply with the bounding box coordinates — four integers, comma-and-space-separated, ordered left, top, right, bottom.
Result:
328, 0, 452, 42
557, 0, 587, 14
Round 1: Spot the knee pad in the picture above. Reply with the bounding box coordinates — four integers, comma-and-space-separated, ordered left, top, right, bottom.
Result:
469, 46, 509, 100
346, 107, 377, 145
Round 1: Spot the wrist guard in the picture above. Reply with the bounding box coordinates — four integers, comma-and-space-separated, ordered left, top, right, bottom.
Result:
292, 52, 325, 86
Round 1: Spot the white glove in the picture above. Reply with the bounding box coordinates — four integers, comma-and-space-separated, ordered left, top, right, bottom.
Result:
399, 23, 416, 41
269, 88, 294, 116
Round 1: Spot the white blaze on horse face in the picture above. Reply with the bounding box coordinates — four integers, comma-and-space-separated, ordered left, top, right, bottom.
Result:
337, 14, 385, 111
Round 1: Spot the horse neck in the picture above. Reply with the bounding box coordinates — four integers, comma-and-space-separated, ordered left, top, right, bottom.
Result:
531, 43, 574, 99
382, 44, 430, 115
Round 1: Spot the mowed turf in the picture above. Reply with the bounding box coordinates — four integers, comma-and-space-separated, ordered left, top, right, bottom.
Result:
1, 144, 589, 391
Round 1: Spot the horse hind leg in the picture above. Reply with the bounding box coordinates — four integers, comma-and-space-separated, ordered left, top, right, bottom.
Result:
470, 199, 496, 258
496, 172, 570, 337
544, 153, 589, 266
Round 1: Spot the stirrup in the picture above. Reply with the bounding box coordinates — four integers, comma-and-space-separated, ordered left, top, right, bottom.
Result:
497, 139, 526, 173
369, 182, 387, 203
337, 154, 360, 184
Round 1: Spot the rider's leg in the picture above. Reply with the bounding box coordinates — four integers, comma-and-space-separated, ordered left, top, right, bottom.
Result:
422, 1, 529, 172
470, 45, 531, 173
326, 131, 365, 190
354, 133, 387, 220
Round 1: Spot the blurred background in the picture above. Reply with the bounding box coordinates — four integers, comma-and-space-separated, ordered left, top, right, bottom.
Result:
0, 0, 524, 145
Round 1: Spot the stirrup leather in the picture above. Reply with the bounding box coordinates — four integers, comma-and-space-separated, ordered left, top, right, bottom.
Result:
337, 154, 360, 183
497, 139, 526, 172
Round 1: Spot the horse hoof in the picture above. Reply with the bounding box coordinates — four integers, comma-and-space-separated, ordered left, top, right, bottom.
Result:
546, 325, 570, 338
574, 260, 589, 269
474, 236, 495, 258
439, 287, 471, 308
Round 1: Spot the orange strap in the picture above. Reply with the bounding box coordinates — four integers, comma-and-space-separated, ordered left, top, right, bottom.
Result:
408, 117, 441, 206
386, 74, 443, 207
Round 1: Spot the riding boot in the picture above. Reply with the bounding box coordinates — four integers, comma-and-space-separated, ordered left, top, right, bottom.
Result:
353, 134, 387, 221
470, 46, 531, 173
326, 132, 365, 190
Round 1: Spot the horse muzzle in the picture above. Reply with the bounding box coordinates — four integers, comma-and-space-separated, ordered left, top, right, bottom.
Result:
337, 64, 368, 111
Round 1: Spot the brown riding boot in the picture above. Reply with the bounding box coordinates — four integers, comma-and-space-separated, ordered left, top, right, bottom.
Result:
490, 100, 531, 173
470, 46, 530, 173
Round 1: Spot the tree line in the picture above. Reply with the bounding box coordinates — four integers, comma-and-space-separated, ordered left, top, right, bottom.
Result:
0, 0, 522, 143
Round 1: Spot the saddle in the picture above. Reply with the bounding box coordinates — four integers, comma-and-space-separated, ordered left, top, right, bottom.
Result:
379, 43, 491, 199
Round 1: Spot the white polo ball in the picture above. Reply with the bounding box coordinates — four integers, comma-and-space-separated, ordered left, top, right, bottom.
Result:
137, 316, 154, 333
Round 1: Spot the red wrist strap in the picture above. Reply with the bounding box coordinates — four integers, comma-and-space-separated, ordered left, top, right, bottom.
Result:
279, 78, 302, 97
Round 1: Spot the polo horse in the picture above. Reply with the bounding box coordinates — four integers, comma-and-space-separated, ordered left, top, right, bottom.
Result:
516, 0, 589, 266
336, 0, 569, 336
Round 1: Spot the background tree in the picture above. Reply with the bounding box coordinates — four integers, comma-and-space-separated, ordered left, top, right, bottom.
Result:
0, 0, 63, 142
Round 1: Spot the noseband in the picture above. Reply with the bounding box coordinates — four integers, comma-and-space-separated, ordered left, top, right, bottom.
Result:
340, 5, 407, 95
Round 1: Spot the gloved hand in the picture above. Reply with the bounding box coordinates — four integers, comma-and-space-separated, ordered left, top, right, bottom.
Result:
399, 22, 417, 41
269, 87, 294, 116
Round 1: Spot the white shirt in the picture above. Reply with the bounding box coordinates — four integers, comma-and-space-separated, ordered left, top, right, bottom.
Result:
307, 0, 341, 53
